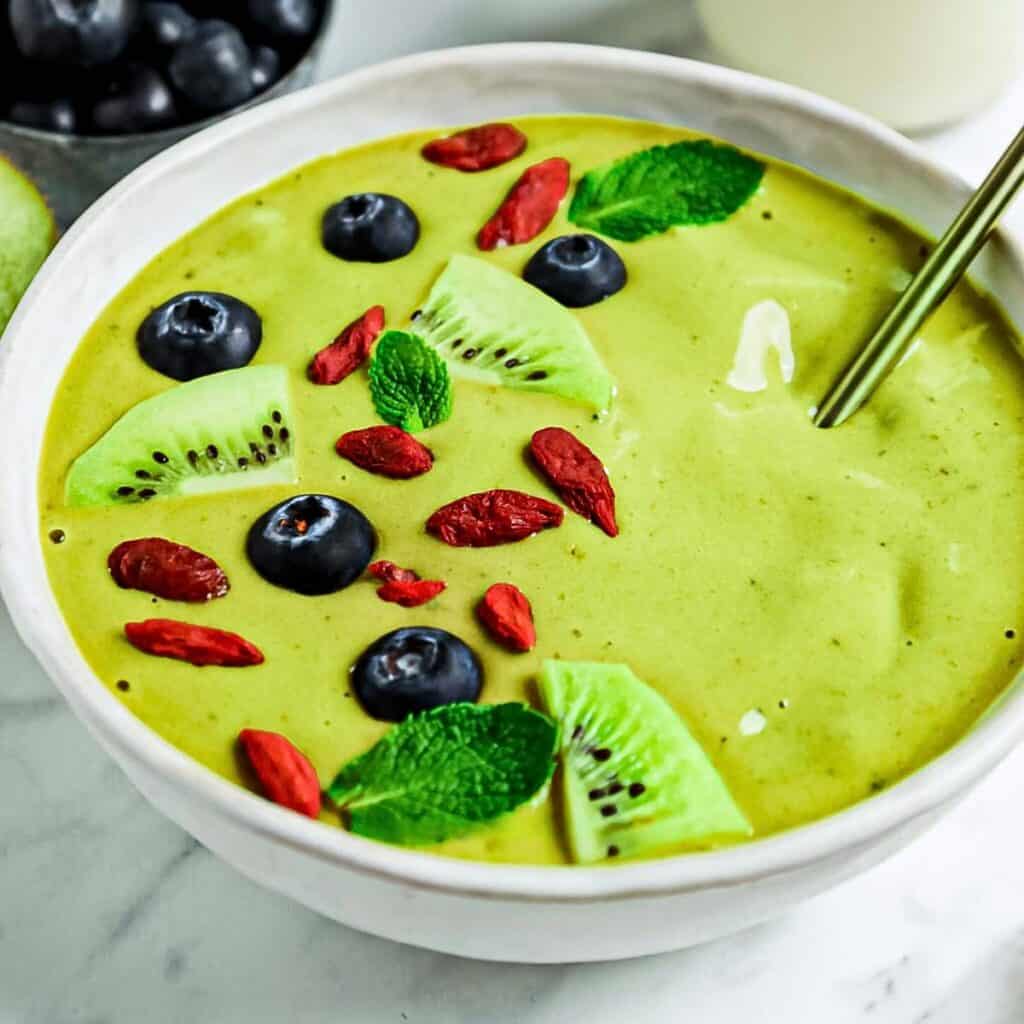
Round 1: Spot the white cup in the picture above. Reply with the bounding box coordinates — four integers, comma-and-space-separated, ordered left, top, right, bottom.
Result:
697, 0, 1024, 131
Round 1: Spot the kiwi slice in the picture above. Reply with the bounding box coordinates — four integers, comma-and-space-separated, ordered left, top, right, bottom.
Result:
539, 660, 751, 863
66, 365, 297, 507
414, 254, 615, 411
0, 157, 56, 335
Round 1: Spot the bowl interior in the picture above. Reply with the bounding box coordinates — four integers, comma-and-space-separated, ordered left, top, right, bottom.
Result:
3, 43, 1024, 900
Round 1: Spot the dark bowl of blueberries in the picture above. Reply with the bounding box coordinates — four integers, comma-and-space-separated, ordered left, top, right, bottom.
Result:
1, 0, 334, 226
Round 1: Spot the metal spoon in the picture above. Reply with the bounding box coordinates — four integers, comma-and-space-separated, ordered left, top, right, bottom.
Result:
813, 123, 1024, 429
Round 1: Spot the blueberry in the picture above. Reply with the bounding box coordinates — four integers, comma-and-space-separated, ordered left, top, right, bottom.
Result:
352, 628, 483, 722
247, 0, 317, 39
0, 12, 18, 60
140, 2, 195, 49
10, 0, 139, 67
8, 97, 77, 133
137, 291, 262, 381
167, 19, 255, 113
322, 193, 419, 264
92, 65, 177, 133
247, 495, 376, 596
523, 233, 627, 308
250, 45, 281, 92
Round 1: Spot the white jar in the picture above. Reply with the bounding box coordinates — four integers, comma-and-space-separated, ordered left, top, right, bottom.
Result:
697, 0, 1024, 131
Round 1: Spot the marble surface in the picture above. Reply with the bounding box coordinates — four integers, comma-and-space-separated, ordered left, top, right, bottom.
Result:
4, 20, 1024, 1024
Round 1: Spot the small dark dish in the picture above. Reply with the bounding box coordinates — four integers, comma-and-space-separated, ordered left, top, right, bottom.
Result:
0, 0, 335, 226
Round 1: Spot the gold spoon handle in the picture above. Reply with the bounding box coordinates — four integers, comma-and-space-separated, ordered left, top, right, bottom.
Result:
814, 123, 1024, 429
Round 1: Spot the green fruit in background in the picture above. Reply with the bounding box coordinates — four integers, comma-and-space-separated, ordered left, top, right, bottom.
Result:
0, 157, 56, 336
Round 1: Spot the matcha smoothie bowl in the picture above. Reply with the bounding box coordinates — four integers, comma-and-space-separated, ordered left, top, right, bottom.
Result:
3, 45, 1024, 961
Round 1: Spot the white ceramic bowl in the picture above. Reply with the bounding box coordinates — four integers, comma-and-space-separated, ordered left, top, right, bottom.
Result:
2, 44, 1023, 964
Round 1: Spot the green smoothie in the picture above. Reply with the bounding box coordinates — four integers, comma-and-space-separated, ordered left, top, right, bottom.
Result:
38, 116, 1024, 865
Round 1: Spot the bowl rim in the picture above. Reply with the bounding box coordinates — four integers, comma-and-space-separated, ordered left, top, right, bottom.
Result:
4, 41, 1024, 903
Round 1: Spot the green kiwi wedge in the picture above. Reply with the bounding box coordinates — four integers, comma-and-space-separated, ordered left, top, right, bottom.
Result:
65, 365, 297, 507
0, 157, 56, 336
539, 660, 751, 863
414, 254, 616, 411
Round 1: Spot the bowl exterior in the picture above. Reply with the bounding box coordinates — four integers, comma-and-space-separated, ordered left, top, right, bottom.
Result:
2, 44, 1022, 962
120, 731, 948, 961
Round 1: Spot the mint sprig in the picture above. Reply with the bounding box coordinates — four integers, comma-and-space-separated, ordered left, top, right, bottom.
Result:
369, 330, 452, 432
568, 139, 765, 242
327, 703, 557, 846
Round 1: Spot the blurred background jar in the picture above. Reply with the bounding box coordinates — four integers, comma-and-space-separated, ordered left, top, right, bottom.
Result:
696, 0, 1024, 132
316, 0, 691, 74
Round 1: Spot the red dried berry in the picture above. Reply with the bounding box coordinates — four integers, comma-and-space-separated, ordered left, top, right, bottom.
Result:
426, 489, 563, 547
108, 537, 229, 602
125, 619, 264, 667
530, 427, 618, 537
368, 560, 420, 583
377, 578, 446, 608
308, 305, 385, 385
336, 425, 433, 479
421, 122, 527, 172
239, 729, 321, 818
477, 157, 571, 251
477, 583, 536, 652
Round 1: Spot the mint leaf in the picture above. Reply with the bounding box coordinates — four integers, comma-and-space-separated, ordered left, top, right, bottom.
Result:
369, 330, 452, 432
327, 703, 557, 846
568, 139, 765, 242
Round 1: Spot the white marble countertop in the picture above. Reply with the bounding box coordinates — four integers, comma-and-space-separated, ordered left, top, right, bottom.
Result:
4, 18, 1024, 1024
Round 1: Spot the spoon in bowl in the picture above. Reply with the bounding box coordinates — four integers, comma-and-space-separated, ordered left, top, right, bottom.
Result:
813, 123, 1024, 429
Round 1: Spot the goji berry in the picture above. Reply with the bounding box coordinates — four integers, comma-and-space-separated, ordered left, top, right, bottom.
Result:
421, 122, 527, 172
530, 427, 618, 537
308, 305, 385, 385
108, 537, 229, 602
426, 489, 563, 547
477, 157, 570, 251
125, 619, 264, 667
336, 425, 433, 479
477, 583, 536, 652
377, 578, 446, 607
368, 560, 420, 583
239, 729, 321, 818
